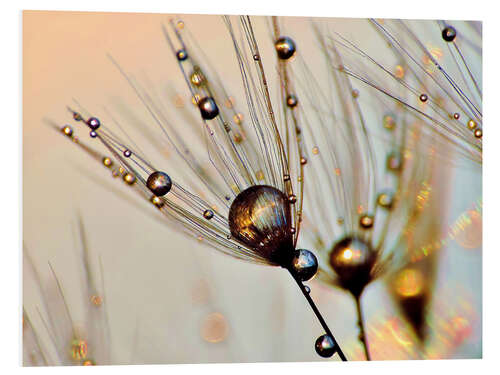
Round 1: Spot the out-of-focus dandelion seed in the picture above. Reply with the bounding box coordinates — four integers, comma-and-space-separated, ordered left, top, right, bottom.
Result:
334, 19, 482, 164
23, 217, 114, 366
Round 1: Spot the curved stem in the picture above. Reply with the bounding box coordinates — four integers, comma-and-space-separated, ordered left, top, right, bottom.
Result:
288, 270, 348, 361
355, 295, 371, 361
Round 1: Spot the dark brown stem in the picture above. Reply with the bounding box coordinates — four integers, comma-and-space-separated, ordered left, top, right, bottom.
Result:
289, 270, 348, 361
355, 295, 371, 361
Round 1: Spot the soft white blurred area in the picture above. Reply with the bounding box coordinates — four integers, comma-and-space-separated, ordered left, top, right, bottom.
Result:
23, 11, 481, 364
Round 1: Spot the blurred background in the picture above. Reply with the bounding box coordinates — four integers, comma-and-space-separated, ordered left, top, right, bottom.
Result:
23, 11, 482, 364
